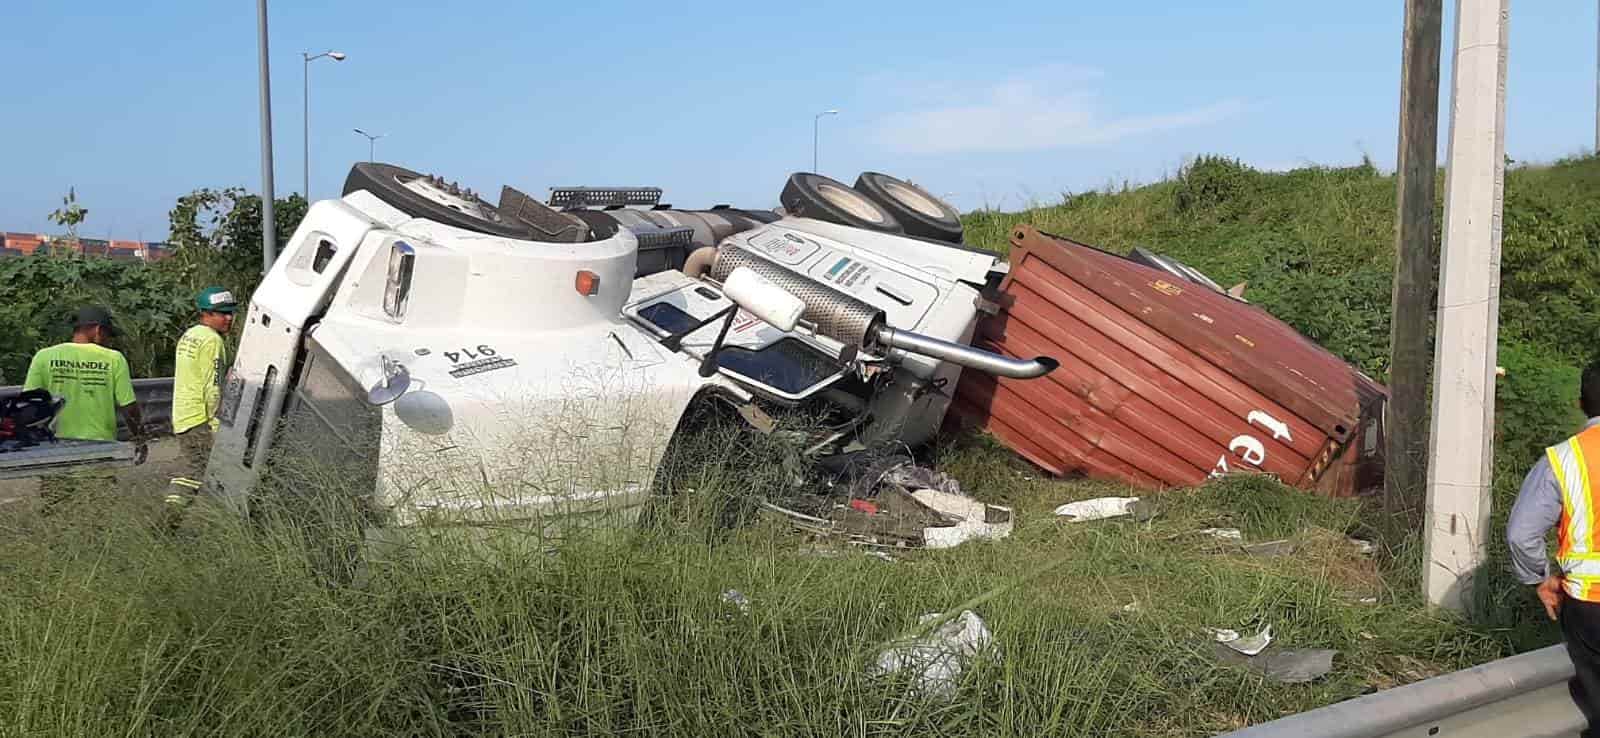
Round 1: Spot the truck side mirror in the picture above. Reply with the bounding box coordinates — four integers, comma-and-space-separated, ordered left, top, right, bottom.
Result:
366, 355, 411, 406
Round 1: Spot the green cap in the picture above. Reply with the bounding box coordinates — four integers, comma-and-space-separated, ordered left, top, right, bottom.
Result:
197, 286, 238, 314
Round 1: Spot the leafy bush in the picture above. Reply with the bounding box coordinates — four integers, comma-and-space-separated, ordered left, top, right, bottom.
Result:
1173, 155, 1261, 216
0, 190, 305, 383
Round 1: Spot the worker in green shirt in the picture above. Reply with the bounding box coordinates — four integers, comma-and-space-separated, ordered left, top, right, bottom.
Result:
167, 286, 236, 504
24, 306, 147, 509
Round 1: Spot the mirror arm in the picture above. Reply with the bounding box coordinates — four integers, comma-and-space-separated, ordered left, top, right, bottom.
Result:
660, 303, 737, 353
696, 306, 742, 378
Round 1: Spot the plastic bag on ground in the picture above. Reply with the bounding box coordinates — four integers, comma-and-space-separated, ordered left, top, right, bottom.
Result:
871, 610, 999, 698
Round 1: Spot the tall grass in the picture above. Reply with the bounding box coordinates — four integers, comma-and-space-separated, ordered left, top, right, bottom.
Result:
0, 426, 1512, 737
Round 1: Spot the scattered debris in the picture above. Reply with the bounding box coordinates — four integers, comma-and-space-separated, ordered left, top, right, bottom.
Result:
1358, 596, 1378, 605
721, 589, 751, 614
1200, 527, 1243, 542
1243, 539, 1296, 557
1212, 625, 1274, 657
1213, 644, 1338, 684
1055, 496, 1142, 522
1121, 600, 1142, 614
912, 489, 1014, 549
871, 610, 999, 698
868, 550, 897, 563
766, 463, 1012, 551
1347, 537, 1376, 556
885, 464, 964, 496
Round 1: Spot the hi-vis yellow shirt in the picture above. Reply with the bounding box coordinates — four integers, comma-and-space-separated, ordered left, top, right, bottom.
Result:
172, 325, 226, 434
23, 342, 135, 441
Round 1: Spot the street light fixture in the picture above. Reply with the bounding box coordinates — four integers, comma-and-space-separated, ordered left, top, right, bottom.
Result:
813, 109, 839, 173
302, 49, 347, 198
353, 128, 386, 162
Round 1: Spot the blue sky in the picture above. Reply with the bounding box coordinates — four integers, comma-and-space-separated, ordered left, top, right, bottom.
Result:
0, 1, 1593, 240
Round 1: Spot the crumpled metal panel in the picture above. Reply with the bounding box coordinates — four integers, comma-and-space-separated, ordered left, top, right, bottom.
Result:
951, 225, 1386, 496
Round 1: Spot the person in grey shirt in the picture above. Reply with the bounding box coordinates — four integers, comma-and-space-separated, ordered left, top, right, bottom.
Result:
1506, 359, 1600, 738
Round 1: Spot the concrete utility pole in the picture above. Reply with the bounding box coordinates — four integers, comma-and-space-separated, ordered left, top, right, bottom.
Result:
1385, 0, 1444, 540
1424, 0, 1510, 613
1595, 0, 1599, 152
256, 0, 277, 272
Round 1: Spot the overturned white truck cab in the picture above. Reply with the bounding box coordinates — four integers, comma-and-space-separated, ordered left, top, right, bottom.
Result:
204, 163, 1054, 529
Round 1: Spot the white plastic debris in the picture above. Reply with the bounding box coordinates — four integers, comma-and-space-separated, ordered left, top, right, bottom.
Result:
1348, 538, 1376, 556
912, 489, 1014, 549
721, 589, 751, 614
1200, 527, 1243, 541
868, 550, 898, 563
1243, 539, 1296, 557
1121, 600, 1142, 614
1212, 625, 1274, 656
1054, 496, 1141, 522
871, 610, 999, 698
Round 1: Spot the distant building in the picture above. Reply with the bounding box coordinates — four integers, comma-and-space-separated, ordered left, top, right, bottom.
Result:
0, 231, 171, 262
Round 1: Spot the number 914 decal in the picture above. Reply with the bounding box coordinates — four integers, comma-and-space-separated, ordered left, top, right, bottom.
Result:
443, 345, 517, 378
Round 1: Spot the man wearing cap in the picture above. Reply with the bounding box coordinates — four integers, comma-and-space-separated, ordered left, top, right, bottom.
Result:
23, 306, 147, 507
167, 287, 236, 502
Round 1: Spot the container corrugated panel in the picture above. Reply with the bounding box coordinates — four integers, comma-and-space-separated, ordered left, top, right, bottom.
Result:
951, 225, 1386, 497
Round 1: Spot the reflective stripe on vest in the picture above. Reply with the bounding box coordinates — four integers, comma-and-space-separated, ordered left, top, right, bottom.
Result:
1549, 425, 1600, 601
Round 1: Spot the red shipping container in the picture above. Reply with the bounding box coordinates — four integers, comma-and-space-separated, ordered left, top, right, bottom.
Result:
950, 225, 1386, 497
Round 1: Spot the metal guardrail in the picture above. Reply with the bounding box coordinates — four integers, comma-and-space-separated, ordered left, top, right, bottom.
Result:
0, 377, 175, 437
1216, 644, 1585, 738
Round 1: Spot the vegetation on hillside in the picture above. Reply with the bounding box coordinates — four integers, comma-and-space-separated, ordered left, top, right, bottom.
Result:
5, 155, 1600, 734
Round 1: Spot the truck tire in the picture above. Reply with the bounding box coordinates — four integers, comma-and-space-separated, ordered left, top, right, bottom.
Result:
780, 173, 902, 233
853, 172, 963, 243
341, 162, 535, 239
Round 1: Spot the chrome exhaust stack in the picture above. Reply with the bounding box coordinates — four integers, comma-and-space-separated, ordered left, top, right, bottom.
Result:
709, 248, 1057, 379
875, 327, 1057, 379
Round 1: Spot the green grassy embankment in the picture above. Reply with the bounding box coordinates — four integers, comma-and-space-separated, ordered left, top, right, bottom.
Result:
6, 155, 1600, 736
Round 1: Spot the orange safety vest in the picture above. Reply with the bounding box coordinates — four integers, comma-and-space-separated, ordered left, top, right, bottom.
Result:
1549, 424, 1600, 601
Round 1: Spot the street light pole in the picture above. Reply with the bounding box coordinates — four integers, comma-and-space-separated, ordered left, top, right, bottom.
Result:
353, 128, 386, 163
256, 0, 277, 272
302, 50, 346, 199
813, 109, 838, 173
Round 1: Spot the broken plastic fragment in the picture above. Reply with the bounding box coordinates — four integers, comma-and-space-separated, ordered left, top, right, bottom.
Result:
870, 610, 999, 698
913, 489, 1014, 549
1054, 496, 1141, 522
1212, 625, 1273, 656
1348, 538, 1376, 556
1243, 539, 1296, 557
721, 589, 751, 614
1214, 644, 1337, 684
1200, 527, 1243, 541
